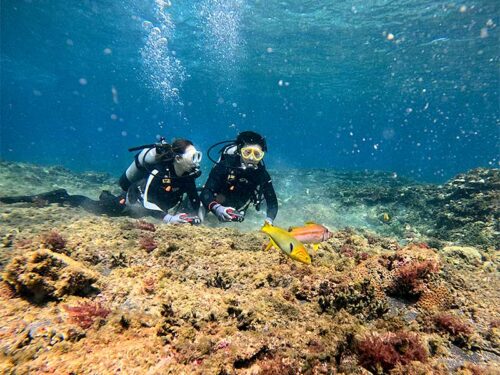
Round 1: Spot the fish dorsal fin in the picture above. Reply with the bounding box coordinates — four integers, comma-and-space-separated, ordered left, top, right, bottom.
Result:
305, 221, 318, 225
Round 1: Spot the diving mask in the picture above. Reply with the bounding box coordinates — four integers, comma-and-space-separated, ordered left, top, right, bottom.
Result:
176, 146, 202, 172
240, 145, 265, 162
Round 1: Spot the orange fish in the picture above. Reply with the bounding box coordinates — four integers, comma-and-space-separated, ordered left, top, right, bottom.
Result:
264, 222, 332, 252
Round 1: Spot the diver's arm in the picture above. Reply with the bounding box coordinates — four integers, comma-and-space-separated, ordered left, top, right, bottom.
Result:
186, 179, 201, 214
261, 172, 278, 222
200, 164, 225, 210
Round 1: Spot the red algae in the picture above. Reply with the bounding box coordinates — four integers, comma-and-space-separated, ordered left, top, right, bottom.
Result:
135, 220, 156, 232
433, 313, 474, 337
41, 230, 67, 252
63, 300, 111, 329
357, 331, 428, 372
138, 235, 157, 252
389, 259, 440, 297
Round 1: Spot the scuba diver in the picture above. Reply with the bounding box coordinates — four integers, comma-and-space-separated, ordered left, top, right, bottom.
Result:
201, 131, 278, 224
0, 138, 203, 225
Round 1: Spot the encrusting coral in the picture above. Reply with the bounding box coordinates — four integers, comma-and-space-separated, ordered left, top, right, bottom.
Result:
3, 249, 98, 303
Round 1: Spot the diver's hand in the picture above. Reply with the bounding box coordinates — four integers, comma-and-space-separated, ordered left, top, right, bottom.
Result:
212, 204, 236, 222
182, 215, 202, 225
264, 217, 273, 226
163, 213, 189, 224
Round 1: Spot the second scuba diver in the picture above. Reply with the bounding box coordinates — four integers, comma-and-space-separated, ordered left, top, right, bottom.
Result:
201, 131, 278, 224
0, 138, 203, 225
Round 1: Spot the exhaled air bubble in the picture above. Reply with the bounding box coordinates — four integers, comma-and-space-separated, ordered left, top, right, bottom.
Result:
140, 2, 186, 105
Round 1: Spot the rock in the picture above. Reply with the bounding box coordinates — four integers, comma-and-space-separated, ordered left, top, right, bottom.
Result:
442, 246, 482, 266
3, 249, 98, 303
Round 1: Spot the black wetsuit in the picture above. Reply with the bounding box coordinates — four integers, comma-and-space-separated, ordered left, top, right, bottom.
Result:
200, 153, 278, 220
0, 161, 201, 220
0, 189, 126, 216
126, 161, 200, 219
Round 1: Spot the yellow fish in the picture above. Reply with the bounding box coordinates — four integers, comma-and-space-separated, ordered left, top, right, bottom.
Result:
263, 221, 332, 253
383, 213, 391, 222
261, 222, 311, 265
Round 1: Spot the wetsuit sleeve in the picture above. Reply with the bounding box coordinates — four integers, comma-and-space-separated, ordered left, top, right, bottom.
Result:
186, 179, 201, 213
200, 163, 226, 210
261, 170, 278, 221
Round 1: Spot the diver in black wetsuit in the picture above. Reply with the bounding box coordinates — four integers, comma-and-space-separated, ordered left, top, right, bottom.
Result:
0, 139, 203, 225
201, 131, 278, 224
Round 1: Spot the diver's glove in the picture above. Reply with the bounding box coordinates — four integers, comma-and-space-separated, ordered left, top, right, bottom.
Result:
163, 213, 189, 224
211, 204, 244, 222
264, 217, 273, 226
212, 204, 234, 222
182, 215, 202, 225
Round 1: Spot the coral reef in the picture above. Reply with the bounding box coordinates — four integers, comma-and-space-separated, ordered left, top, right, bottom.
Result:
0, 161, 498, 373
434, 168, 499, 248
3, 249, 98, 302
318, 279, 389, 321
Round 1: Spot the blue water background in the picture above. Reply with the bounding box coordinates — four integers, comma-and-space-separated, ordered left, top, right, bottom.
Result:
1, 0, 498, 182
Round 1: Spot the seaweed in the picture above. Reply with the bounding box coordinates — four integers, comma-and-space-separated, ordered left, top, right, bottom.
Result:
135, 220, 156, 232
357, 331, 427, 373
389, 259, 439, 298
63, 300, 111, 329
138, 235, 157, 252
41, 230, 67, 253
206, 271, 232, 290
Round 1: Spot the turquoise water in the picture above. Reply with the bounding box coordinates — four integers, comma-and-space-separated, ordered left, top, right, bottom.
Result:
1, 0, 498, 182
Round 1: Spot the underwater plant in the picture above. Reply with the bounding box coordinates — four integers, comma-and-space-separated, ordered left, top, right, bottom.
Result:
41, 230, 67, 252
63, 300, 111, 329
135, 220, 156, 232
433, 313, 473, 337
318, 279, 388, 321
357, 331, 427, 373
206, 271, 233, 290
139, 235, 158, 252
389, 259, 439, 298
142, 277, 156, 294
